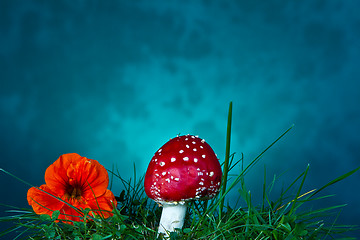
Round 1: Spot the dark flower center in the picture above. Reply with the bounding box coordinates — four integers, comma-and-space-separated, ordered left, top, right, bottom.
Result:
65, 186, 82, 200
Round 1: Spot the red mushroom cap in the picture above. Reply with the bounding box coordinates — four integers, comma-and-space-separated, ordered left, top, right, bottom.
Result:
144, 135, 222, 203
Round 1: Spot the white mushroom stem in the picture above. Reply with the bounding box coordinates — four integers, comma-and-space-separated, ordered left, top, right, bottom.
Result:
158, 202, 187, 237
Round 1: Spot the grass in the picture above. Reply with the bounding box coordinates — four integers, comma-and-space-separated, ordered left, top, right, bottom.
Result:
1, 102, 360, 239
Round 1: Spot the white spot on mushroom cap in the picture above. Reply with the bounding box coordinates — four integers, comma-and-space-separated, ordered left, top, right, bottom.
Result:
202, 154, 206, 158
179, 150, 184, 153
186, 144, 190, 148
200, 146, 204, 149
171, 157, 176, 162
192, 141, 196, 144
158, 149, 162, 153
162, 172, 167, 176
183, 157, 189, 161
209, 171, 214, 177
201, 139, 205, 143
159, 162, 165, 166
194, 158, 198, 163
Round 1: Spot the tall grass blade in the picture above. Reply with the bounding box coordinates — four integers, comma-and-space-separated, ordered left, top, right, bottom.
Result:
289, 164, 310, 216
310, 166, 360, 198
219, 101, 232, 218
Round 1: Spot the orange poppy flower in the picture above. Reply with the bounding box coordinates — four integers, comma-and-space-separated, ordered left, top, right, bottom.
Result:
27, 153, 117, 223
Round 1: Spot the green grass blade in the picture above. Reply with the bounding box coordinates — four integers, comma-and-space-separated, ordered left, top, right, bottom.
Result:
219, 101, 232, 218
217, 124, 295, 206
310, 166, 360, 198
288, 164, 310, 216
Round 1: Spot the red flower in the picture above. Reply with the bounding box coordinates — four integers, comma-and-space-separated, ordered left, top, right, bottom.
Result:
27, 153, 117, 223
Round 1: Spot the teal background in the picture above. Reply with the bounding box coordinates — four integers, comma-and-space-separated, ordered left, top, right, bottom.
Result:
1, 1, 360, 237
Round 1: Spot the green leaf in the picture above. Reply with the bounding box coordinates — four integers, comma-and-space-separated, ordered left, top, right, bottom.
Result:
293, 222, 306, 236
281, 222, 292, 232
52, 210, 60, 220
46, 229, 56, 239
91, 233, 102, 240
40, 214, 51, 221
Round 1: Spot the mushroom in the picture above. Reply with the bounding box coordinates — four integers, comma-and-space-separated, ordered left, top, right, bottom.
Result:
144, 134, 222, 237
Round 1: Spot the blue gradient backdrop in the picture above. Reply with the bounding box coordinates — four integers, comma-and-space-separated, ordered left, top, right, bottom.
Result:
1, 1, 360, 238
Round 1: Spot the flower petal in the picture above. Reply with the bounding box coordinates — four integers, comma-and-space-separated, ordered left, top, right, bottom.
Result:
87, 189, 117, 218
27, 184, 64, 216
57, 204, 84, 223
80, 161, 110, 199
44, 153, 79, 196
45, 153, 109, 199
